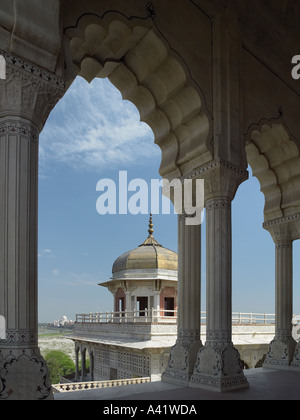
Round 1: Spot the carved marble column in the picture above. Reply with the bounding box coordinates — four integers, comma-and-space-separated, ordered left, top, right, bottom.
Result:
263, 217, 300, 369
190, 160, 249, 391
263, 240, 296, 368
162, 214, 202, 385
0, 51, 64, 400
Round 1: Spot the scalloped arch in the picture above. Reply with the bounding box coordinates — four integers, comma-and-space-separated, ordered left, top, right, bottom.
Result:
64, 14, 212, 180
245, 121, 300, 221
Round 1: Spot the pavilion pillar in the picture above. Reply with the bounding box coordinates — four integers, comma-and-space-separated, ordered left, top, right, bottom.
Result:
263, 240, 296, 368
81, 348, 86, 381
162, 214, 202, 385
0, 51, 64, 400
263, 218, 299, 369
75, 346, 80, 381
87, 348, 94, 381
190, 160, 249, 392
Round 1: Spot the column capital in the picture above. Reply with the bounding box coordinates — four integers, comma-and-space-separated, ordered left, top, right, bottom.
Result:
0, 49, 65, 131
205, 197, 231, 210
0, 117, 39, 142
183, 159, 248, 203
263, 213, 300, 242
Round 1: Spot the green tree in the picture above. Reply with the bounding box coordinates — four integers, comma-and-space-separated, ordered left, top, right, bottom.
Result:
45, 350, 75, 384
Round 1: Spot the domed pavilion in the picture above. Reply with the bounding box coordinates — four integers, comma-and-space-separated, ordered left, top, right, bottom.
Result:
99, 215, 178, 318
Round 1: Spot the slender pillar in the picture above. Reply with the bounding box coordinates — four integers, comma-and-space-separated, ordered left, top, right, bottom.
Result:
275, 241, 294, 342
0, 51, 64, 400
190, 196, 248, 391
89, 348, 94, 381
153, 292, 160, 312
162, 214, 202, 385
149, 350, 164, 382
263, 237, 296, 368
75, 346, 80, 381
206, 198, 233, 343
81, 348, 86, 382
262, 216, 300, 370
189, 160, 248, 392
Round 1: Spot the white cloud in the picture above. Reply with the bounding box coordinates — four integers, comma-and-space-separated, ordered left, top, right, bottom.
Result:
39, 77, 159, 172
39, 249, 55, 258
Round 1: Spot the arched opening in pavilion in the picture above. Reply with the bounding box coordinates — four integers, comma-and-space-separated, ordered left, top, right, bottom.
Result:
232, 166, 275, 314
242, 120, 300, 368
63, 15, 212, 181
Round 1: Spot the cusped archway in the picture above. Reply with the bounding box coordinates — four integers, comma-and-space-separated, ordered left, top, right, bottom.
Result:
245, 119, 300, 223
63, 14, 212, 181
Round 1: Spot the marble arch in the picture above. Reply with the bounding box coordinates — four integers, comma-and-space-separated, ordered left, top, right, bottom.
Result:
63, 14, 212, 180
245, 120, 300, 222
244, 119, 300, 371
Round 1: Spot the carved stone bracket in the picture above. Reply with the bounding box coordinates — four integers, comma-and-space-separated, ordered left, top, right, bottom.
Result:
0, 50, 65, 130
0, 49, 65, 89
263, 213, 300, 242
183, 158, 248, 203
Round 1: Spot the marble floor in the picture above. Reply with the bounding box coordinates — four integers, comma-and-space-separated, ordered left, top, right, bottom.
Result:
54, 368, 300, 401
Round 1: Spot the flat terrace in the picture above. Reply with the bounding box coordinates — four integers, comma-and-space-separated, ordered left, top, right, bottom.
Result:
54, 368, 300, 400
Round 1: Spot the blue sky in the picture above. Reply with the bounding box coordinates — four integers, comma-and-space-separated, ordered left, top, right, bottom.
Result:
38, 76, 300, 322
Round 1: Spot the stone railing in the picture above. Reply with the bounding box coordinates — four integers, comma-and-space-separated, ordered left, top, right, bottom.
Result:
232, 313, 300, 325
232, 312, 276, 324
75, 310, 300, 325
52, 377, 151, 393
76, 308, 178, 324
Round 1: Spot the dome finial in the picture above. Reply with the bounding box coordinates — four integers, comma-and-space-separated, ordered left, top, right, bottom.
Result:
148, 213, 154, 237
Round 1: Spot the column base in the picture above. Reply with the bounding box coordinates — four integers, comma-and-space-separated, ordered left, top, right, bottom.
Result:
161, 339, 203, 386
290, 341, 300, 370
0, 347, 53, 400
189, 342, 249, 392
263, 336, 296, 370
